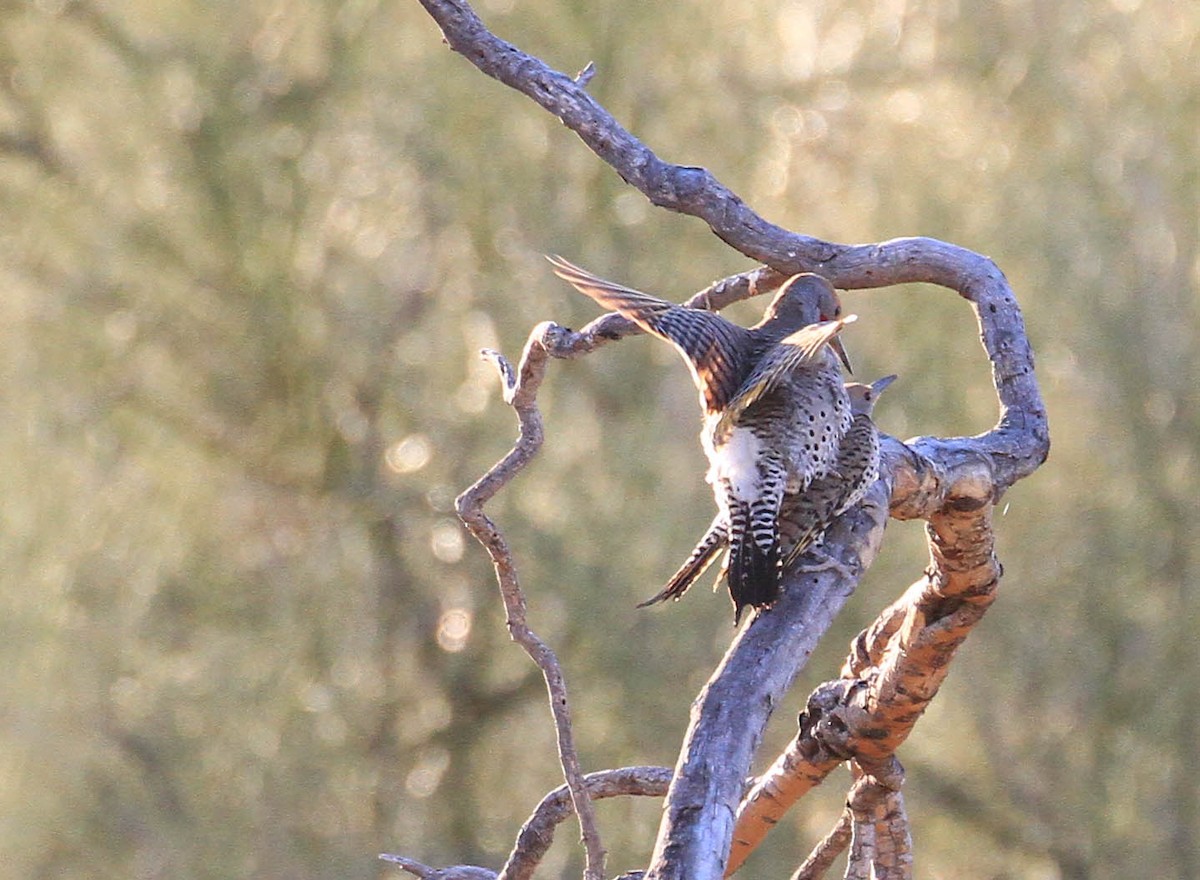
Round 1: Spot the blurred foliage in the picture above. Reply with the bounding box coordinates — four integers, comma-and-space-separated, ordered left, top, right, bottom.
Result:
0, 0, 1195, 878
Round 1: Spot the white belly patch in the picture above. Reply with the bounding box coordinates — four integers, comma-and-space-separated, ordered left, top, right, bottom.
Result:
705, 426, 763, 501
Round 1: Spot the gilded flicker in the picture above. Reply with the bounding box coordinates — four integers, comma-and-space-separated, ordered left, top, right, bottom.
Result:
780, 374, 896, 567
547, 256, 854, 622
642, 374, 895, 608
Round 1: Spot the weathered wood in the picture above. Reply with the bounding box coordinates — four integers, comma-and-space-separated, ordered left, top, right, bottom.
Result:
412, 3, 1050, 879
382, 767, 672, 880
727, 449, 1006, 874
454, 324, 609, 880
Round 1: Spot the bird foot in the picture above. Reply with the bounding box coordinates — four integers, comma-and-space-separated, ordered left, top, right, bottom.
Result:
792, 547, 856, 580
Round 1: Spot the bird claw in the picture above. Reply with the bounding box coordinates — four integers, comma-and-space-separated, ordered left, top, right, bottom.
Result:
791, 547, 856, 580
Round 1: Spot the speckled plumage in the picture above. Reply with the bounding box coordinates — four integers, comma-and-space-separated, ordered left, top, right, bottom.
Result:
645, 375, 894, 609
780, 375, 896, 567
549, 256, 853, 622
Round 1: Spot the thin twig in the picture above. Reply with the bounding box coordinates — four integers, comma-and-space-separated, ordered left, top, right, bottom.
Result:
791, 810, 852, 880
382, 767, 672, 880
500, 767, 673, 880
455, 323, 607, 880
379, 853, 497, 880
787, 760, 907, 880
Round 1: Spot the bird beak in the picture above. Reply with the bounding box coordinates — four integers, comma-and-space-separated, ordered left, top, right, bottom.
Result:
871, 374, 898, 395
831, 336, 853, 374
825, 314, 855, 373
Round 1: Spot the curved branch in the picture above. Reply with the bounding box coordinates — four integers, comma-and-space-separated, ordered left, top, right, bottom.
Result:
455, 323, 608, 880
500, 767, 673, 880
379, 854, 497, 880
419, 3, 1050, 879
792, 810, 852, 880
418, 0, 1047, 490
382, 767, 672, 880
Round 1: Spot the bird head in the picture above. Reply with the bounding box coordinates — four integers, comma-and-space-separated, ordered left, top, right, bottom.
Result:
846, 374, 898, 415
761, 273, 854, 373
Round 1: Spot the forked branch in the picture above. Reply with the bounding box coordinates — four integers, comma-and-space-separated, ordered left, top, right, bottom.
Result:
454, 323, 608, 880
726, 436, 1006, 875
382, 767, 672, 880
413, 2, 1050, 879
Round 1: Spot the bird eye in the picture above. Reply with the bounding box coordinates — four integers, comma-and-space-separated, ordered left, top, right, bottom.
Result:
833, 305, 842, 317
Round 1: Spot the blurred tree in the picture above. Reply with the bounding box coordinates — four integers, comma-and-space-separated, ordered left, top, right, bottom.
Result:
0, 0, 1196, 878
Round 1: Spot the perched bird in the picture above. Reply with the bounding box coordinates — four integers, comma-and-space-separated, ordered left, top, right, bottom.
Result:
547, 256, 854, 622
779, 374, 897, 567
642, 374, 896, 608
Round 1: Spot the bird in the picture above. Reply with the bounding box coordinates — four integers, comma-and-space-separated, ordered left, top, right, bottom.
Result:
779, 374, 897, 568
547, 255, 855, 622
641, 374, 896, 608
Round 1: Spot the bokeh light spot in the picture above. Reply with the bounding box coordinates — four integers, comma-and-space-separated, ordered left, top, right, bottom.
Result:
405, 747, 450, 799
386, 434, 433, 474
436, 607, 472, 653
430, 521, 464, 563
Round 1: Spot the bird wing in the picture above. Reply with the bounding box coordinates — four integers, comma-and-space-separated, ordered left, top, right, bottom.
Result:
548, 255, 752, 412
716, 315, 856, 433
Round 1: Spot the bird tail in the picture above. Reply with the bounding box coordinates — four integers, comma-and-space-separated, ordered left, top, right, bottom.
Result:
726, 502, 780, 624
639, 517, 727, 607
548, 254, 751, 415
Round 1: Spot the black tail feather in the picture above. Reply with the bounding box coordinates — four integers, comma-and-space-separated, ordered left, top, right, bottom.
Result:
727, 529, 781, 624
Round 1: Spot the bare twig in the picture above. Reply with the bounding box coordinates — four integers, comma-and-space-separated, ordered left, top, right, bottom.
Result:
382, 767, 672, 880
785, 759, 908, 880
380, 854, 498, 880
792, 810, 852, 880
500, 767, 673, 880
455, 323, 608, 880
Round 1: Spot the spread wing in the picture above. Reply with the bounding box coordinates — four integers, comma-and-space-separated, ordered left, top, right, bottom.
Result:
716, 315, 856, 433
548, 255, 753, 413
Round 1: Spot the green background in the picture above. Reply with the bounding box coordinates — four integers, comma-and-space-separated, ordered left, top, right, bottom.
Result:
1, 1, 1195, 877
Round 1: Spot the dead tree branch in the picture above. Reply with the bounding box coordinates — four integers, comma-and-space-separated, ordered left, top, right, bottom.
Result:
500, 767, 673, 880
415, 2, 1050, 879
785, 758, 910, 880
642, 484, 891, 880
793, 809, 852, 880
454, 323, 609, 880
726, 434, 1007, 875
381, 767, 671, 880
